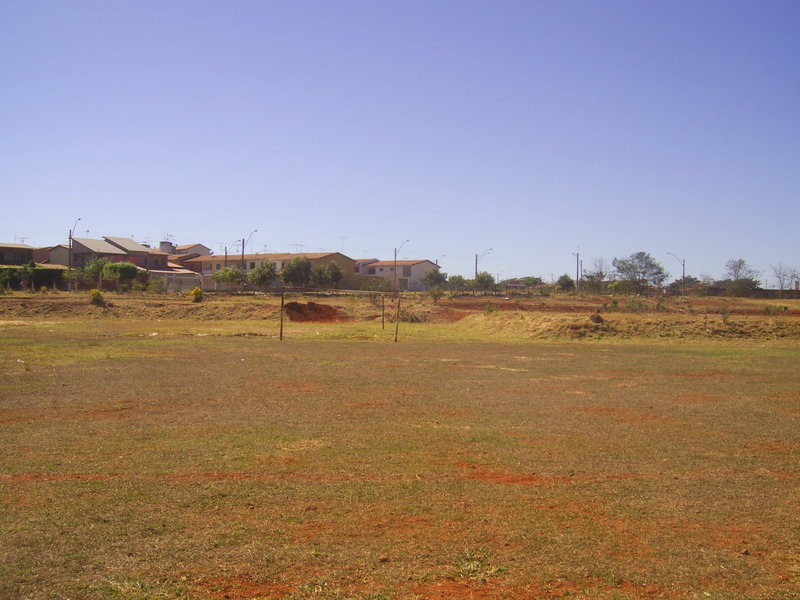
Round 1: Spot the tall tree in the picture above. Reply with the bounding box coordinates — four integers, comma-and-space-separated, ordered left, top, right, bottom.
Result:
612, 252, 668, 294
725, 258, 760, 282
324, 261, 344, 288
770, 263, 797, 291
720, 258, 760, 296
473, 272, 495, 292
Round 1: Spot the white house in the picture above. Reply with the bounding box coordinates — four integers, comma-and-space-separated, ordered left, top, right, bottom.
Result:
360, 259, 440, 291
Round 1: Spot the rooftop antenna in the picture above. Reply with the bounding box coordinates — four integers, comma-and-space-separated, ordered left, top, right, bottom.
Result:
14, 236, 29, 244
338, 236, 347, 253
292, 243, 305, 253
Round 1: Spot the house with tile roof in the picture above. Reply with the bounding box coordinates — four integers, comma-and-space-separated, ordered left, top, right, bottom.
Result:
183, 252, 358, 290
104, 237, 168, 269
0, 243, 34, 265
70, 238, 128, 268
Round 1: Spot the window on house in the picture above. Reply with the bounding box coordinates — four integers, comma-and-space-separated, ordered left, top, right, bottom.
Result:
379, 267, 384, 272
216, 264, 221, 270
250, 262, 255, 269
368, 268, 375, 275
403, 266, 411, 277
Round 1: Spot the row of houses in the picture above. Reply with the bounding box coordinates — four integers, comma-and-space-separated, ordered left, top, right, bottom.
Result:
0, 239, 440, 292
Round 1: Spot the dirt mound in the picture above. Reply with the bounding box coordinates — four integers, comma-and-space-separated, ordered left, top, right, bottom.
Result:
283, 301, 349, 322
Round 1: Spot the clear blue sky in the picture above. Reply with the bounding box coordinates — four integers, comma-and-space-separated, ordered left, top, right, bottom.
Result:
2, 0, 798, 284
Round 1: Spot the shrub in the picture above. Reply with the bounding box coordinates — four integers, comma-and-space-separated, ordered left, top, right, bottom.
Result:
103, 261, 139, 291
147, 278, 164, 293
626, 298, 646, 312
720, 304, 731, 323
88, 289, 105, 306
189, 287, 204, 303
428, 286, 445, 304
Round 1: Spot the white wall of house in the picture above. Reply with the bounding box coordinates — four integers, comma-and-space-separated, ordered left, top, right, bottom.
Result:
404, 260, 439, 291
363, 260, 439, 291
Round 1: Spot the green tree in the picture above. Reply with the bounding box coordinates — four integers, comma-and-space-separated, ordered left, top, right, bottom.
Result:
84, 256, 110, 289
667, 275, 702, 295
448, 274, 467, 293
325, 261, 344, 288
612, 252, 668, 294
63, 269, 81, 291
103, 262, 139, 291
0, 269, 14, 292
249, 261, 279, 290
422, 268, 447, 289
310, 265, 330, 287
428, 286, 445, 304
281, 257, 312, 287
213, 266, 245, 290
473, 271, 495, 292
310, 261, 345, 289
556, 274, 575, 292
718, 258, 760, 297
523, 276, 544, 287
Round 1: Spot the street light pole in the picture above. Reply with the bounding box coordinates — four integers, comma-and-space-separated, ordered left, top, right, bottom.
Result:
475, 248, 492, 278
242, 230, 258, 288
394, 239, 409, 290
572, 251, 580, 290
668, 252, 686, 296
68, 217, 81, 271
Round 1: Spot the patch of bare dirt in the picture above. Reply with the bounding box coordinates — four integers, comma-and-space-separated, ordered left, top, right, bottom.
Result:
283, 301, 350, 322
413, 579, 505, 599
455, 462, 660, 485
4, 473, 112, 482
194, 576, 296, 600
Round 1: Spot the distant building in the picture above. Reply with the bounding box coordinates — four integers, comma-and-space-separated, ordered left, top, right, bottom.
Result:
183, 252, 358, 290
0, 243, 34, 265
175, 243, 212, 256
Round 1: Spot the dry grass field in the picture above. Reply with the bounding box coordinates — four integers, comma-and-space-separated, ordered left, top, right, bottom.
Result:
1, 292, 799, 599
